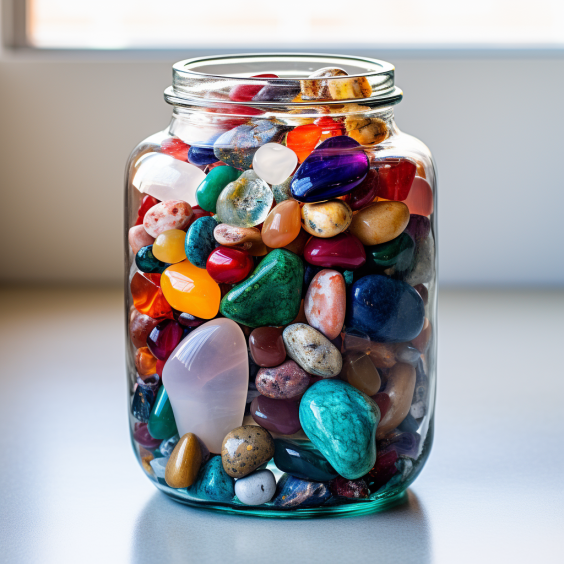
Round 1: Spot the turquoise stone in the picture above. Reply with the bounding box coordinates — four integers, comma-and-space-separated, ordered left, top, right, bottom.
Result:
220, 249, 303, 327
196, 166, 241, 213
135, 245, 170, 274
147, 386, 178, 440
299, 379, 380, 480
187, 456, 235, 502
184, 216, 218, 269
272, 175, 293, 204
366, 233, 415, 274
343, 270, 354, 287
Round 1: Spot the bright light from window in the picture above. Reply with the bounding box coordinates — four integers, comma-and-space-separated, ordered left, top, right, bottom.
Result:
28, 0, 564, 49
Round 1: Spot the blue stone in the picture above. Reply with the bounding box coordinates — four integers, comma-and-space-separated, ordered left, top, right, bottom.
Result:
188, 146, 219, 166
131, 375, 160, 423
397, 413, 419, 434
274, 439, 338, 482
213, 120, 287, 170
159, 434, 180, 457
184, 216, 218, 269
290, 136, 369, 203
135, 245, 170, 274
187, 456, 235, 502
272, 474, 332, 508
346, 274, 425, 343
299, 379, 380, 480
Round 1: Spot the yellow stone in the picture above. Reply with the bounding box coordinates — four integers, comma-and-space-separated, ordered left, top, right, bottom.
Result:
301, 200, 353, 238
152, 229, 187, 264
165, 432, 202, 488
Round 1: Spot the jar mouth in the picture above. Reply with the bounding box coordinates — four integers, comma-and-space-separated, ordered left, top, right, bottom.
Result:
164, 53, 403, 109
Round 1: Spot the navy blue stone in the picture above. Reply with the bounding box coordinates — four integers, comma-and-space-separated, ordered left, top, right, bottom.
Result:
135, 245, 170, 274
184, 216, 218, 269
274, 439, 338, 482
187, 456, 235, 502
346, 274, 425, 343
131, 375, 160, 423
290, 136, 369, 203
272, 474, 332, 508
188, 146, 219, 166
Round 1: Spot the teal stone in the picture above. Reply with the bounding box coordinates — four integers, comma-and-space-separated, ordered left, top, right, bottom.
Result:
147, 386, 178, 440
196, 166, 241, 213
184, 216, 218, 269
343, 270, 354, 287
272, 175, 293, 204
220, 249, 303, 327
187, 456, 235, 502
135, 245, 170, 274
299, 379, 380, 480
366, 233, 415, 274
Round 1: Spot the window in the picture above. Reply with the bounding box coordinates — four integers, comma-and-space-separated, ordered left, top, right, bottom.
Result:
16, 0, 564, 49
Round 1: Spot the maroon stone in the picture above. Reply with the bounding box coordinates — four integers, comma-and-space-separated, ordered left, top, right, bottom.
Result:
177, 312, 207, 328
413, 284, 428, 305
129, 310, 159, 349
345, 169, 379, 211
304, 233, 366, 270
365, 448, 399, 492
255, 359, 310, 399
146, 319, 184, 361
133, 423, 162, 450
330, 476, 370, 498
249, 327, 286, 367
372, 392, 391, 419
250, 395, 302, 435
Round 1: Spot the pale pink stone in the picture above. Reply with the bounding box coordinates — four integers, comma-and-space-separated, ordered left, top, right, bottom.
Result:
304, 269, 346, 340
143, 200, 193, 238
129, 225, 155, 255
162, 318, 248, 454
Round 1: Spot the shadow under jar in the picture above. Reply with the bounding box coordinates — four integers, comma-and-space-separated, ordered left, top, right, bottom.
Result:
125, 54, 437, 517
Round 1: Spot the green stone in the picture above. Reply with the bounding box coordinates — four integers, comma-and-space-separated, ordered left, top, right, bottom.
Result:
148, 386, 178, 440
366, 233, 415, 274
220, 249, 303, 327
196, 166, 241, 213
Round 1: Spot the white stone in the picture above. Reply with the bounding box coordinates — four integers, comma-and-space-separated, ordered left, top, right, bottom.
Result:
149, 457, 168, 479
132, 153, 206, 206
163, 318, 248, 454
410, 400, 426, 419
252, 143, 298, 185
234, 470, 276, 506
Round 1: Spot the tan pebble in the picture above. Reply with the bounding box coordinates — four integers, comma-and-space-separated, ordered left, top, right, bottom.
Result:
349, 201, 410, 246
221, 425, 275, 478
328, 76, 372, 100
140, 447, 154, 475
301, 67, 348, 100
345, 115, 388, 146
213, 224, 267, 256
301, 200, 353, 238
165, 432, 202, 488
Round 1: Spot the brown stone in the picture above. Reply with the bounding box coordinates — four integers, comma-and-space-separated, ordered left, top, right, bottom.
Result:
165, 432, 202, 488
221, 425, 275, 478
341, 352, 382, 396
348, 201, 410, 246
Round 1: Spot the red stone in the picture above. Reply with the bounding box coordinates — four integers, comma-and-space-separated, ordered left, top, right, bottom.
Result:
371, 392, 391, 419
133, 422, 162, 450
375, 158, 417, 201
134, 195, 160, 226
206, 247, 254, 284
304, 233, 366, 270
365, 448, 399, 492
314, 116, 345, 135
344, 168, 379, 211
249, 327, 286, 367
160, 138, 190, 162
229, 74, 279, 102
155, 358, 166, 378
330, 477, 370, 498
130, 272, 174, 320
129, 308, 160, 348
147, 319, 185, 361
250, 395, 302, 435
413, 284, 428, 305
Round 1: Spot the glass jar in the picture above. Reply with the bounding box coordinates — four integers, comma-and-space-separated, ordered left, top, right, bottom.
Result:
125, 54, 437, 517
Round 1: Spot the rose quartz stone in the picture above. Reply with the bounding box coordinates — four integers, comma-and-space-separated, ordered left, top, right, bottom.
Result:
143, 200, 193, 238
403, 177, 434, 216
162, 318, 248, 453
304, 269, 346, 340
129, 225, 155, 255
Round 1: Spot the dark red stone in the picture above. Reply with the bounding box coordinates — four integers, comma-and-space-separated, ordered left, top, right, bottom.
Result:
229, 74, 279, 102
250, 395, 302, 435
374, 158, 416, 201
176, 312, 206, 328
413, 284, 429, 305
155, 358, 165, 378
146, 319, 184, 361
330, 477, 370, 498
345, 169, 379, 210
304, 233, 366, 270
372, 392, 391, 419
160, 138, 190, 162
365, 448, 399, 492
249, 327, 286, 367
404, 214, 431, 243
134, 195, 160, 226
206, 247, 254, 284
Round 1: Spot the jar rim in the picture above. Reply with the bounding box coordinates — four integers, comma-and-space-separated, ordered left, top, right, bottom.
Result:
164, 53, 403, 109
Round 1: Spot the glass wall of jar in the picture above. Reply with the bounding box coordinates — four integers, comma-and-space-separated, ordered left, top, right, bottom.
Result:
125, 54, 437, 517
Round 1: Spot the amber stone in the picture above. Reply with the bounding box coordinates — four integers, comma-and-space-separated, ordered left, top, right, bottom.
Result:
249, 327, 286, 367
130, 272, 174, 320
134, 347, 157, 377
129, 308, 159, 349
341, 352, 382, 396
165, 432, 202, 488
348, 201, 410, 246
261, 200, 302, 249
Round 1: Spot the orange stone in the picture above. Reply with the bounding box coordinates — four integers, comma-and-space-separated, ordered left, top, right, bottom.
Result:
403, 177, 434, 216
161, 260, 221, 319
261, 200, 302, 248
135, 346, 157, 377
286, 124, 322, 163
130, 272, 174, 320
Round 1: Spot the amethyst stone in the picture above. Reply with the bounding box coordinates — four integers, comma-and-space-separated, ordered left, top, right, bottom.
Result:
290, 136, 369, 203
146, 319, 184, 361
250, 395, 302, 435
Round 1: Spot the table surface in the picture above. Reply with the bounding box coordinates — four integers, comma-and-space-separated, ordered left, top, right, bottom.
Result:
1, 287, 563, 564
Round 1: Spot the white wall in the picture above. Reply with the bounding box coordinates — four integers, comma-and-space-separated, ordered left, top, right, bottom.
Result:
0, 50, 563, 286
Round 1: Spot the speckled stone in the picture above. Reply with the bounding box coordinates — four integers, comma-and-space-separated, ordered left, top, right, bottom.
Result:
272, 474, 332, 508
235, 469, 277, 506
272, 175, 293, 203
255, 360, 310, 399
282, 323, 342, 377
187, 456, 235, 502
301, 200, 353, 238
299, 379, 380, 479
220, 249, 303, 327
221, 425, 275, 478
184, 216, 218, 269
213, 120, 287, 170
131, 375, 159, 423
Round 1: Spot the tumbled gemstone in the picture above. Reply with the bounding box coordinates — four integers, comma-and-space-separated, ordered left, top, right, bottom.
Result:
286, 124, 322, 162
272, 474, 332, 508
252, 80, 301, 102
135, 245, 170, 274
378, 430, 421, 459
133, 422, 162, 449
251, 395, 302, 435
131, 375, 160, 423
371, 392, 391, 419
129, 225, 155, 255
213, 224, 267, 257
160, 137, 189, 162
341, 352, 382, 396
348, 201, 410, 246
146, 319, 184, 361
185, 205, 212, 230
290, 136, 369, 202
185, 216, 218, 269
301, 67, 348, 100
152, 229, 187, 264
373, 158, 417, 201
404, 177, 434, 216
130, 272, 174, 320
404, 215, 431, 243
143, 200, 193, 238
134, 195, 160, 226
229, 73, 278, 102
188, 145, 219, 166
148, 386, 178, 440
345, 168, 379, 210
364, 448, 399, 492
330, 477, 370, 498
135, 346, 157, 377
255, 360, 310, 399
365, 232, 415, 274
314, 116, 345, 140
129, 308, 160, 349
196, 165, 241, 213
249, 326, 286, 367
206, 247, 254, 284
252, 143, 298, 185
261, 200, 302, 248
301, 200, 353, 238
177, 312, 206, 328
304, 232, 366, 270
273, 439, 337, 482
160, 260, 221, 319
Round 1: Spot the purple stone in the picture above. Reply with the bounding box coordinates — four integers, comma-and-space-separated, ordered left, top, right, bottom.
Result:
250, 395, 302, 435
133, 422, 162, 449
291, 136, 369, 202
404, 215, 430, 243
147, 319, 184, 361
346, 168, 379, 210
177, 312, 206, 328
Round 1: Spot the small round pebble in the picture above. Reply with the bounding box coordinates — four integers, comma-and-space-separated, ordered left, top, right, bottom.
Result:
234, 469, 276, 506
221, 425, 275, 478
